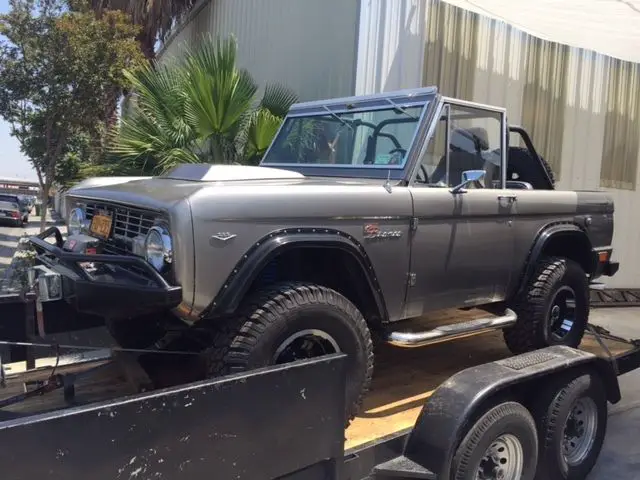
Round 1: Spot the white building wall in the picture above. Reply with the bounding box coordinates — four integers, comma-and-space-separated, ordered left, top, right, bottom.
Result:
422, 0, 640, 289
354, 0, 427, 95
159, 0, 360, 102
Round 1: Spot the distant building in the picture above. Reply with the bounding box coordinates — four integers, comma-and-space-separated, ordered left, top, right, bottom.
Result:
158, 0, 640, 289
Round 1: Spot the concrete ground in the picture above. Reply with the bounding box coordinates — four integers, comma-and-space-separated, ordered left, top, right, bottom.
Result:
588, 307, 640, 479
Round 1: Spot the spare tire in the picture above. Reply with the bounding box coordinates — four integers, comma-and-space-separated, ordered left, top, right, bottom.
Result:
507, 146, 556, 190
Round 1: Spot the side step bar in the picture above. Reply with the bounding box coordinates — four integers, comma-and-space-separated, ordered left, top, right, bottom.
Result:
385, 309, 517, 348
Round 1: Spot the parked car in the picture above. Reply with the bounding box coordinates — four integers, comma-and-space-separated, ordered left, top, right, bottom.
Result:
31, 87, 619, 424
0, 194, 28, 227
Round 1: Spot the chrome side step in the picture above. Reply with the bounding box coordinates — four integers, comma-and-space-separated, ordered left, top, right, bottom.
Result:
385, 309, 517, 348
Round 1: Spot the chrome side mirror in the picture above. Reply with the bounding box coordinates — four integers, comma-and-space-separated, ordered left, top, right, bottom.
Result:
450, 170, 485, 194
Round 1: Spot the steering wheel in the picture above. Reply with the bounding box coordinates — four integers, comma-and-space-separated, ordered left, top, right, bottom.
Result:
416, 164, 429, 184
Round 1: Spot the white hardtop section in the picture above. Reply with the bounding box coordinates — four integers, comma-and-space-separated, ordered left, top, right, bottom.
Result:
162, 164, 305, 182
442, 0, 640, 63
68, 176, 151, 191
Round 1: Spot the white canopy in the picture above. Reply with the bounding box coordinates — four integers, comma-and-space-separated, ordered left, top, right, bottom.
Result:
441, 0, 640, 63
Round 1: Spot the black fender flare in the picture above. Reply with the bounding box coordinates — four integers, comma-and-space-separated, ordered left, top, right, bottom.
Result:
400, 346, 620, 478
511, 222, 593, 298
203, 228, 388, 321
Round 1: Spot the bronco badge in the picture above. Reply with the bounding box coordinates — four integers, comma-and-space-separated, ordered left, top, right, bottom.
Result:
363, 223, 403, 240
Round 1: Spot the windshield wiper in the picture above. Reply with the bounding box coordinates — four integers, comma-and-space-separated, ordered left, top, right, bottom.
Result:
385, 98, 418, 119
322, 106, 354, 131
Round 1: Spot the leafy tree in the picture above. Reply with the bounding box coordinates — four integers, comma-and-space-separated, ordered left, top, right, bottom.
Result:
110, 35, 298, 174
0, 0, 145, 231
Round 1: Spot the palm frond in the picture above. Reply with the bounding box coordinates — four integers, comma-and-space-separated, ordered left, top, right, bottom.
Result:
243, 108, 284, 165
260, 83, 298, 118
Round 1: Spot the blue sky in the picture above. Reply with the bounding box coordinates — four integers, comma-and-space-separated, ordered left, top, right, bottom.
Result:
0, 0, 38, 181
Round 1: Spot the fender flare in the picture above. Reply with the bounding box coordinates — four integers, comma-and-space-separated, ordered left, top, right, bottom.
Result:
511, 222, 593, 298
202, 228, 388, 321
400, 346, 620, 478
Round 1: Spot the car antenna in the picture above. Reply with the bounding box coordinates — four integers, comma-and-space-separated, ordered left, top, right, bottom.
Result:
383, 170, 392, 193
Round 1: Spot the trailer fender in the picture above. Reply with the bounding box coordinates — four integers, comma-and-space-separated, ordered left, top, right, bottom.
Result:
401, 345, 619, 479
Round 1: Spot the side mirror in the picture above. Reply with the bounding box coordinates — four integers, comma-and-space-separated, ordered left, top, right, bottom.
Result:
450, 170, 485, 194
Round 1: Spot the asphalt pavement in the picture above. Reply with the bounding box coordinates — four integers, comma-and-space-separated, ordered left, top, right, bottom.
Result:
0, 220, 638, 477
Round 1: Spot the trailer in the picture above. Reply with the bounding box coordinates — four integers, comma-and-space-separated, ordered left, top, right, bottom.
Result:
0, 287, 639, 480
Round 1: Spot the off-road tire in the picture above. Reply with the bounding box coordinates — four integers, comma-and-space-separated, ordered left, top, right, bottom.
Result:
203, 282, 374, 425
451, 401, 538, 480
504, 257, 589, 354
531, 371, 607, 480
507, 146, 556, 189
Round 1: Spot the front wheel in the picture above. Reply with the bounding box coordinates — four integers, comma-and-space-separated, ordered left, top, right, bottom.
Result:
504, 257, 589, 354
203, 282, 374, 425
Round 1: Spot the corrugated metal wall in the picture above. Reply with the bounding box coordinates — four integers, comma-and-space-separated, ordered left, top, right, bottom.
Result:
424, 0, 640, 288
159, 0, 360, 102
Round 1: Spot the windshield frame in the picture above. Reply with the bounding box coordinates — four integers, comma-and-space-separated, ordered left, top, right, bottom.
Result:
260, 88, 438, 181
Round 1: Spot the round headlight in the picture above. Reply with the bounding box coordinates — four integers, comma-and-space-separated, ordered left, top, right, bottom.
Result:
68, 208, 85, 235
145, 226, 172, 271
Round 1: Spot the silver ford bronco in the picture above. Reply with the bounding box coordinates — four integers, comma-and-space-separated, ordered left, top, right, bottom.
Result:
30, 87, 619, 422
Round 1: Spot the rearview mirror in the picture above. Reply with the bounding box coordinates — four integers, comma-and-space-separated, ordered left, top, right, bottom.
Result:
450, 170, 485, 194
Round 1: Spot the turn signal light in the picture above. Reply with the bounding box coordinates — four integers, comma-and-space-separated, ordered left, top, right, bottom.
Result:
598, 251, 609, 263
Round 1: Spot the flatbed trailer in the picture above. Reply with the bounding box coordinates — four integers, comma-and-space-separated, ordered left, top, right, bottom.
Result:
0, 306, 639, 480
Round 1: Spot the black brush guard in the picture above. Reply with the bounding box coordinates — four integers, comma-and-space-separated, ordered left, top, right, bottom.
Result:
28, 226, 182, 319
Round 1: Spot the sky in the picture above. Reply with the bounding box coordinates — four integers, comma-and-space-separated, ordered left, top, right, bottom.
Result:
0, 0, 38, 181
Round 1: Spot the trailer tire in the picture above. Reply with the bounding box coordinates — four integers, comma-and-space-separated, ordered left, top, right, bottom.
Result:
452, 401, 538, 480
504, 257, 589, 354
531, 371, 607, 480
203, 282, 374, 425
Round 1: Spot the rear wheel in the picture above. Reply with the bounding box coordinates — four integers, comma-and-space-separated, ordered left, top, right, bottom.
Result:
451, 401, 538, 480
203, 282, 374, 425
531, 371, 607, 480
504, 257, 589, 354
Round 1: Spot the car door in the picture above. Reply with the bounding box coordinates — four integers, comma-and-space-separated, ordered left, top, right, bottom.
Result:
404, 102, 515, 317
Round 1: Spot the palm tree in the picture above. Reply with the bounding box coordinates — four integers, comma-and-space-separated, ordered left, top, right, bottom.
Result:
109, 35, 298, 174
89, 0, 195, 60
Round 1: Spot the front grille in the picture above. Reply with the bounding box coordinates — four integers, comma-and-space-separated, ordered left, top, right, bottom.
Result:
84, 201, 160, 256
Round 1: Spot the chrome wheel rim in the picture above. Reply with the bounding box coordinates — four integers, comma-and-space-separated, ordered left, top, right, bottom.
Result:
547, 286, 577, 341
476, 434, 524, 480
273, 329, 340, 364
562, 396, 598, 467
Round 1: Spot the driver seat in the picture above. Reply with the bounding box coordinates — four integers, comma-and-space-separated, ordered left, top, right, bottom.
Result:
431, 128, 485, 186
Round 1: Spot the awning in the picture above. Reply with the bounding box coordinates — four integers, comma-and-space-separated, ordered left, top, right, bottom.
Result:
440, 0, 640, 63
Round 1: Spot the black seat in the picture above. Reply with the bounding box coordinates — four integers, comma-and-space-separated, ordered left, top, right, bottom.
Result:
431, 128, 485, 186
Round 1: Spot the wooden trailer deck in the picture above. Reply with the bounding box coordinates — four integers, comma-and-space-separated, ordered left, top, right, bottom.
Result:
0, 308, 632, 451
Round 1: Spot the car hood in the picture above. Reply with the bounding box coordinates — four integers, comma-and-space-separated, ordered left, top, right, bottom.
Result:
65, 164, 388, 211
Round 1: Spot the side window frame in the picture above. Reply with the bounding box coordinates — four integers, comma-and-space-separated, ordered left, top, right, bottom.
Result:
408, 99, 507, 189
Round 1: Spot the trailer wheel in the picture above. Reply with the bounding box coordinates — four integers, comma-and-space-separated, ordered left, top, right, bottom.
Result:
504, 257, 589, 354
531, 371, 607, 480
203, 282, 374, 425
452, 401, 538, 480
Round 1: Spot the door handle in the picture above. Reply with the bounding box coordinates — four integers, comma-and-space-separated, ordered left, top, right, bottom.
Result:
497, 194, 517, 202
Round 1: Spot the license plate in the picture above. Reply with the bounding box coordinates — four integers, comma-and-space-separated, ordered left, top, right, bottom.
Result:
90, 212, 113, 238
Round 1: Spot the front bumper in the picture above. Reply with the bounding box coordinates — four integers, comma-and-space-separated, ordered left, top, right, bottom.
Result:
29, 227, 182, 319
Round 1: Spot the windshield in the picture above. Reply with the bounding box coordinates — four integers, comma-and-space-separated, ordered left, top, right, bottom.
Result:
0, 195, 19, 205
261, 104, 426, 169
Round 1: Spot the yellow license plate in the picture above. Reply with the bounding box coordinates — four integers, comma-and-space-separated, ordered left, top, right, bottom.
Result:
90, 212, 113, 238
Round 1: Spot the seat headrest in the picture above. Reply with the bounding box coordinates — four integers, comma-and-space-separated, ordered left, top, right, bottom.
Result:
450, 128, 477, 153
466, 127, 489, 150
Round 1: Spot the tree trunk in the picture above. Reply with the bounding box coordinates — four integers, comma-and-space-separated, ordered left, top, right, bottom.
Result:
39, 182, 50, 233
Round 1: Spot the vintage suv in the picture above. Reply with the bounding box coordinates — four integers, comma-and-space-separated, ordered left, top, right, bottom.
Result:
30, 87, 619, 422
